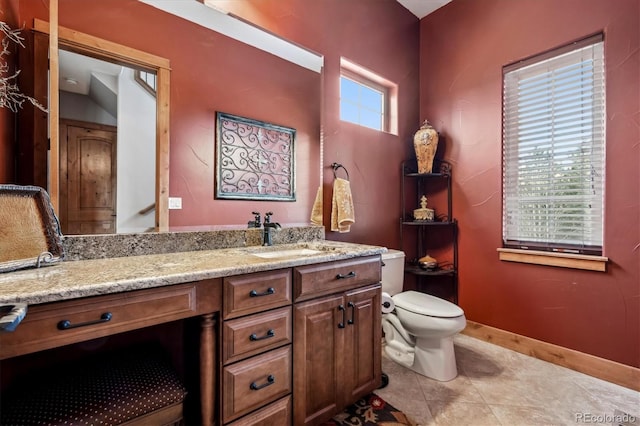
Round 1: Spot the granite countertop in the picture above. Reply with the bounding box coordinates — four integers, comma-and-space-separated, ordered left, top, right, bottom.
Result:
0, 240, 386, 305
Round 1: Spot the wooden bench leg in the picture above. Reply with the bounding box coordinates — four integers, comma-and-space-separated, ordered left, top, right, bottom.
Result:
200, 313, 217, 426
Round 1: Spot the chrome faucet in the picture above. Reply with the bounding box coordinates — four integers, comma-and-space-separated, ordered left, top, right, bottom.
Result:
262, 211, 281, 246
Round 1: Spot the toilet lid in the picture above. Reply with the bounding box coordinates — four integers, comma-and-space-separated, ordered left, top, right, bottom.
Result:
392, 291, 464, 318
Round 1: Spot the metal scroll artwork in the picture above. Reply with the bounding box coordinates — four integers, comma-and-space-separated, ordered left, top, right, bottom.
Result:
216, 112, 296, 201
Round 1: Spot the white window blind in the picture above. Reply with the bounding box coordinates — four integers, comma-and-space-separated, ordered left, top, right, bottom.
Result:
502, 35, 605, 255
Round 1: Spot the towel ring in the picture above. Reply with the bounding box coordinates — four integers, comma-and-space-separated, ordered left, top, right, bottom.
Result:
331, 163, 350, 181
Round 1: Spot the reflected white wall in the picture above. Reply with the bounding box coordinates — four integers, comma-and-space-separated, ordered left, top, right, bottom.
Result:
116, 67, 156, 233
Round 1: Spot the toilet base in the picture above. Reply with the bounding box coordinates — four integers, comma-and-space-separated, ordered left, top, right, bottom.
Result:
384, 335, 458, 382
384, 344, 414, 369
413, 335, 458, 381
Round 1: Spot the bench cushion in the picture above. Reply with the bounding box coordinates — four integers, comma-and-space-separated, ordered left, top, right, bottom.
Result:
1, 345, 187, 425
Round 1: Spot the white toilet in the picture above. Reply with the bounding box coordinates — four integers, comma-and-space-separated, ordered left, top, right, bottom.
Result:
381, 249, 466, 381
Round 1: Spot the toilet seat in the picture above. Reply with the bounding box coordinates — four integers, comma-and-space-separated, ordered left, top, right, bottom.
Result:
392, 291, 463, 318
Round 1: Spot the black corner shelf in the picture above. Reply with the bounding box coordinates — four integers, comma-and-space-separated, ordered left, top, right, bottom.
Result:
400, 159, 458, 304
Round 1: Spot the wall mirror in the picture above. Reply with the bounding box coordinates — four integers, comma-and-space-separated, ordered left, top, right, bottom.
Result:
29, 19, 170, 234
21, 2, 322, 235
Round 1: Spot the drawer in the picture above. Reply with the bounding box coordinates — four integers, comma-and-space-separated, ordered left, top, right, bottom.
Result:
293, 255, 381, 302
0, 280, 221, 360
223, 269, 291, 319
222, 346, 292, 423
223, 306, 292, 364
227, 395, 291, 426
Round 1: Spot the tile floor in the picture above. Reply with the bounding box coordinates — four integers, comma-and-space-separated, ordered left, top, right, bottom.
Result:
376, 334, 640, 426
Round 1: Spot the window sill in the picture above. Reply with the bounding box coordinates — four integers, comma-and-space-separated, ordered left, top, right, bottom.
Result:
497, 248, 608, 272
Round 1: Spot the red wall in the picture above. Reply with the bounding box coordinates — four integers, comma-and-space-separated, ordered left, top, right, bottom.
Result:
420, 0, 639, 367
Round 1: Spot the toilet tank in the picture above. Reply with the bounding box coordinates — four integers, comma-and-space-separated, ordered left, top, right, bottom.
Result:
381, 249, 405, 296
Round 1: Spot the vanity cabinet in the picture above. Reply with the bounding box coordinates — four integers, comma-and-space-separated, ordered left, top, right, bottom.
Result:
220, 269, 293, 425
401, 159, 459, 303
0, 279, 222, 426
0, 242, 385, 426
292, 256, 382, 426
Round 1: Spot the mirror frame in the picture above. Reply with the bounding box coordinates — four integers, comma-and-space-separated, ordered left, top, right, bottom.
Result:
32, 18, 171, 231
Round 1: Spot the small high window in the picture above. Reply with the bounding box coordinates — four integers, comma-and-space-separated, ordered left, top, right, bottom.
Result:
339, 58, 397, 134
340, 75, 384, 130
134, 70, 157, 97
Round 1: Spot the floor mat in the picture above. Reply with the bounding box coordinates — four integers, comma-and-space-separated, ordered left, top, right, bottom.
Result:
322, 393, 415, 425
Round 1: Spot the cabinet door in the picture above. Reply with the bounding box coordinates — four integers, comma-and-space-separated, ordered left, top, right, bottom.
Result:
342, 284, 382, 408
293, 294, 344, 426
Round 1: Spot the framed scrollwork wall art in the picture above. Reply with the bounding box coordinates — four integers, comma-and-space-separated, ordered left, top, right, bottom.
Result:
216, 112, 296, 201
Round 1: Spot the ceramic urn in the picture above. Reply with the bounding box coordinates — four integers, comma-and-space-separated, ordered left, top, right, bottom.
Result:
413, 120, 438, 174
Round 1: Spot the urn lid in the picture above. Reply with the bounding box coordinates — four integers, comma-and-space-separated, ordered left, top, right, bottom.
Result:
419, 120, 435, 130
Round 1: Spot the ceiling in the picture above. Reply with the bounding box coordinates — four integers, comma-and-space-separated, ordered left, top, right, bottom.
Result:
396, 0, 452, 18
59, 49, 122, 118
59, 50, 121, 96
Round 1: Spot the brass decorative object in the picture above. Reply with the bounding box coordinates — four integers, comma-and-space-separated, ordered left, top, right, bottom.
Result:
418, 254, 438, 270
413, 195, 434, 222
413, 120, 438, 174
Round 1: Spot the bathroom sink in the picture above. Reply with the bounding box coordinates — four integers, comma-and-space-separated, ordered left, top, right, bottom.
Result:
240, 241, 346, 260
250, 248, 323, 259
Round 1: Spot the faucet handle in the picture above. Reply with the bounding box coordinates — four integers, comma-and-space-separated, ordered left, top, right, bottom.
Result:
264, 211, 273, 224
248, 211, 261, 228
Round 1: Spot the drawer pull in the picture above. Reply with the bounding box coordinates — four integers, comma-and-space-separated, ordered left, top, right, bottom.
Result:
250, 374, 275, 390
336, 271, 356, 279
57, 312, 112, 330
249, 329, 276, 341
249, 287, 275, 297
338, 304, 346, 329
347, 301, 355, 325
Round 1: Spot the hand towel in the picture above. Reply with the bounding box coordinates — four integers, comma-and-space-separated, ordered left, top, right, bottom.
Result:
310, 186, 323, 225
331, 177, 355, 233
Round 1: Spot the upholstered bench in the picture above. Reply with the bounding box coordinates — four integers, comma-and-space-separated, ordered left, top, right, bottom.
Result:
0, 345, 187, 426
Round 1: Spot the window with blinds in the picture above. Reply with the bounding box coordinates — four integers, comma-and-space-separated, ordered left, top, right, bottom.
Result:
502, 34, 605, 255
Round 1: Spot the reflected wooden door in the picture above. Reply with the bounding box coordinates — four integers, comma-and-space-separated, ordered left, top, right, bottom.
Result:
60, 119, 117, 234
